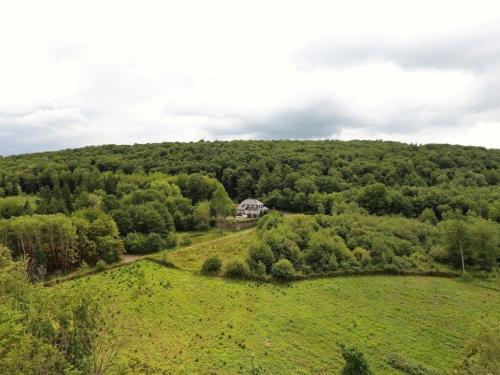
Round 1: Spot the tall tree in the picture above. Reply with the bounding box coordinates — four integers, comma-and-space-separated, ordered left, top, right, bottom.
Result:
210, 186, 234, 233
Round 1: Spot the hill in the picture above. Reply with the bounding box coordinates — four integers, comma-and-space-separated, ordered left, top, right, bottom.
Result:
48, 260, 499, 374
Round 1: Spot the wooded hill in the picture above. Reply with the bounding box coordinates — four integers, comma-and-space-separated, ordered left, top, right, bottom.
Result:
0, 140, 499, 276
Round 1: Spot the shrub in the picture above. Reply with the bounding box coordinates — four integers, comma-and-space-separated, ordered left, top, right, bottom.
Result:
201, 255, 222, 275
339, 343, 372, 375
144, 232, 165, 252
0, 244, 12, 269
95, 259, 107, 271
224, 260, 250, 279
247, 242, 275, 274
386, 353, 438, 375
124, 232, 164, 253
124, 232, 148, 253
392, 256, 414, 271
352, 247, 372, 266
165, 232, 178, 248
96, 236, 123, 263
271, 259, 295, 281
251, 261, 267, 277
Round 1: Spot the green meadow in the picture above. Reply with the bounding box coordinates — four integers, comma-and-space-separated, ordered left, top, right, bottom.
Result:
50, 259, 500, 374
154, 229, 255, 272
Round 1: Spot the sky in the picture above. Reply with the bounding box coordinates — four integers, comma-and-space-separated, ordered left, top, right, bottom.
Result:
1, 0, 500, 155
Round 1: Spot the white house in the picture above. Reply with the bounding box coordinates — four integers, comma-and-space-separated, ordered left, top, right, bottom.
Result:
237, 198, 269, 218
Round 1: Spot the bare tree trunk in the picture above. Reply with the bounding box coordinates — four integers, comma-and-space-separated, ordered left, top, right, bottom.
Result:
458, 236, 465, 275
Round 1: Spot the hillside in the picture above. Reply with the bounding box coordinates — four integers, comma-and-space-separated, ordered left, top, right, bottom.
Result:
48, 260, 499, 374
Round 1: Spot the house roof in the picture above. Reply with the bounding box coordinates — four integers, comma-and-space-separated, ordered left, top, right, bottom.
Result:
239, 198, 264, 206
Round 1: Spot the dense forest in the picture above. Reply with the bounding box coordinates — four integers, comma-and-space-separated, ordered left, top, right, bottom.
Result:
0, 140, 499, 374
0, 140, 499, 277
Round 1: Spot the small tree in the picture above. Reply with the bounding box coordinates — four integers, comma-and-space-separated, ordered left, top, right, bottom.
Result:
201, 255, 222, 275
0, 244, 12, 269
439, 218, 470, 274
224, 260, 250, 279
210, 186, 234, 233
247, 242, 275, 274
271, 259, 295, 281
339, 343, 372, 375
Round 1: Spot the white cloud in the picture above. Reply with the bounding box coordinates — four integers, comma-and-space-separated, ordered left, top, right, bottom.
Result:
0, 0, 500, 154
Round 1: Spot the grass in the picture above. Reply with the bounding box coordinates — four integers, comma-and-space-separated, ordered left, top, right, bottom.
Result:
153, 228, 256, 272
50, 261, 500, 374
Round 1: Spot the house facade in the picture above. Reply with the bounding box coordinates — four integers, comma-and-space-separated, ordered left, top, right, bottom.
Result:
237, 198, 269, 218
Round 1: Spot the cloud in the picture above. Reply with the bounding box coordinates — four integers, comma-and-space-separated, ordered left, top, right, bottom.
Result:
298, 25, 500, 72
1, 0, 500, 155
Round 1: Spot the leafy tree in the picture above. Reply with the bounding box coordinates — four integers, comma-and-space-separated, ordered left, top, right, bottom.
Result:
224, 260, 250, 279
339, 343, 372, 375
358, 183, 391, 215
193, 201, 211, 230
271, 259, 295, 281
0, 244, 12, 268
454, 319, 500, 375
247, 242, 275, 274
201, 255, 222, 275
439, 218, 470, 274
210, 186, 234, 233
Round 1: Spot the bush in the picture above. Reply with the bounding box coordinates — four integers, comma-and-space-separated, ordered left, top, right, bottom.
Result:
352, 247, 372, 266
144, 232, 165, 252
124, 232, 148, 253
251, 261, 267, 277
0, 244, 12, 269
201, 255, 222, 275
247, 242, 275, 274
386, 353, 438, 375
95, 259, 107, 271
339, 343, 372, 375
96, 236, 123, 263
224, 260, 250, 279
271, 259, 296, 281
124, 232, 164, 254
165, 232, 178, 248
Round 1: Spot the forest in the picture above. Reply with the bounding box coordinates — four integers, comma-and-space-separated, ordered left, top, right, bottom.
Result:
0, 140, 499, 374
0, 140, 498, 276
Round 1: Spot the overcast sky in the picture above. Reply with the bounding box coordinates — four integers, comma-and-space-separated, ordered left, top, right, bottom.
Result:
1, 0, 500, 155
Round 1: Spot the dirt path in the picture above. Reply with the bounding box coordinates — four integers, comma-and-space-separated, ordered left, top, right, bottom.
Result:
121, 254, 149, 264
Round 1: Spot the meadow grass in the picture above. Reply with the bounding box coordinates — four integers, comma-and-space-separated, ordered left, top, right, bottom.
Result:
153, 229, 256, 272
51, 261, 500, 374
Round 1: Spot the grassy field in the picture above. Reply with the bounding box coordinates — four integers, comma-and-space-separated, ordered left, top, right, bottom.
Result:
154, 229, 256, 272
50, 260, 500, 374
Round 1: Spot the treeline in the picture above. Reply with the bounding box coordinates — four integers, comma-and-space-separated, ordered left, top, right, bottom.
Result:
205, 211, 499, 281
0, 140, 499, 276
0, 173, 233, 277
1, 140, 499, 219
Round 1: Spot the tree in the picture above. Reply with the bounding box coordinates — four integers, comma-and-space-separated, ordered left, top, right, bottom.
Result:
201, 255, 222, 275
210, 186, 234, 233
193, 201, 211, 230
358, 183, 390, 215
455, 319, 500, 375
467, 218, 499, 271
224, 260, 250, 279
271, 259, 295, 281
0, 244, 12, 268
247, 242, 275, 274
339, 343, 372, 375
439, 218, 470, 274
